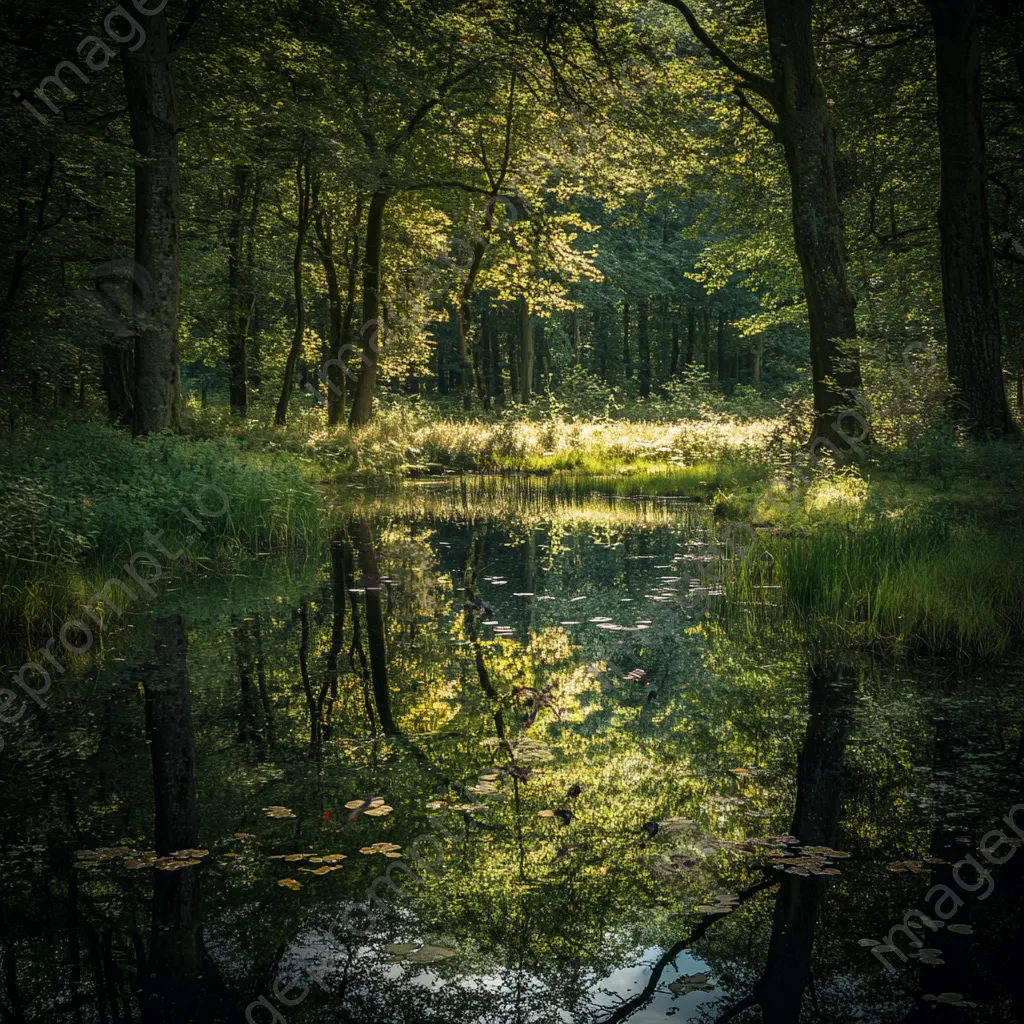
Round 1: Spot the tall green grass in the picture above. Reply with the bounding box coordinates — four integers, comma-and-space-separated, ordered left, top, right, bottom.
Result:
726, 519, 1024, 660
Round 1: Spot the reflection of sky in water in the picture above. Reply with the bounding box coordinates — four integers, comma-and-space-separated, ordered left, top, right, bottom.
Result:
587, 947, 718, 1022
285, 934, 720, 1023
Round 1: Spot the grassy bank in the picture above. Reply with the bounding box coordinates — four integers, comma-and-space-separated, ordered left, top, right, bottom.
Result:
5, 405, 1024, 663
710, 453, 1024, 661
0, 419, 325, 636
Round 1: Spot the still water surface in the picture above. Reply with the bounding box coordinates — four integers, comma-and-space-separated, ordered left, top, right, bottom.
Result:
2, 476, 1022, 1023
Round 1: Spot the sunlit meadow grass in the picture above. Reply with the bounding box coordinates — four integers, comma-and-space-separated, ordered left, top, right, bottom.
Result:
344, 408, 780, 474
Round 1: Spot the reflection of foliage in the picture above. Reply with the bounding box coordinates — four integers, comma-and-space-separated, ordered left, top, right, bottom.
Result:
1, 479, 1023, 1023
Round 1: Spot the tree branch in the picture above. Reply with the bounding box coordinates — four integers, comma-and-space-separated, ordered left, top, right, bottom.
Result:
735, 85, 780, 137
170, 0, 213, 57
596, 875, 776, 1024
658, 0, 775, 102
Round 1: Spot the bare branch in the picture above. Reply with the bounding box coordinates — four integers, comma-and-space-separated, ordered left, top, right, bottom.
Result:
170, 0, 213, 57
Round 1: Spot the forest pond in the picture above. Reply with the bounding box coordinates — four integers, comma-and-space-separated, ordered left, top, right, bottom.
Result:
2, 476, 1023, 1024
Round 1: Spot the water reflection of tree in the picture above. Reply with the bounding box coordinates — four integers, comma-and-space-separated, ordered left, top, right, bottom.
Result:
598, 663, 858, 1024
143, 615, 243, 1022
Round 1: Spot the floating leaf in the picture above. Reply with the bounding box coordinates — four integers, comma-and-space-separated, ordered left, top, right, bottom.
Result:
668, 973, 713, 995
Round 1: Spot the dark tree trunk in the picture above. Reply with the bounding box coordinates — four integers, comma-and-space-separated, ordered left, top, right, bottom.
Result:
1, 153, 57, 390
754, 665, 858, 1020
226, 166, 252, 418
571, 309, 581, 367
457, 241, 486, 410
488, 302, 504, 407
436, 334, 449, 394
337, 204, 361, 424
275, 159, 315, 426
143, 615, 200, 1017
349, 189, 389, 427
123, 9, 183, 436
717, 312, 726, 382
102, 345, 134, 425
637, 297, 651, 398
315, 211, 344, 425
534, 320, 548, 393
478, 303, 492, 410
622, 300, 632, 376
507, 318, 519, 399
702, 306, 711, 372
761, 0, 863, 447
518, 296, 533, 404
670, 308, 681, 377
350, 519, 397, 735
685, 306, 696, 365
924, 0, 1015, 436
314, 196, 361, 427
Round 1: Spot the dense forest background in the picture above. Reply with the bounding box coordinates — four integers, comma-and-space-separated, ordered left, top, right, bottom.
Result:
2, 0, 1023, 447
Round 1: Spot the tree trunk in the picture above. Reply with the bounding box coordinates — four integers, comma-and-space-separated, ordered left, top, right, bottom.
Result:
534, 319, 548, 393
123, 8, 182, 436
478, 303, 492, 410
102, 345, 134, 425
717, 312, 726, 382
348, 189, 389, 427
518, 295, 533, 404
571, 309, 581, 367
670, 308, 681, 377
685, 306, 696, 365
924, 0, 1015, 436
226, 166, 252, 418
702, 306, 711, 372
336, 207, 361, 424
638, 296, 651, 398
275, 159, 315, 427
622, 300, 632, 377
350, 518, 397, 735
755, 335, 764, 385
436, 334, 448, 394
488, 302, 504, 407
507, 318, 519, 399
314, 197, 361, 427
457, 241, 486, 410
762, 0, 863, 448
143, 615, 200, 1015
